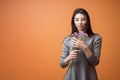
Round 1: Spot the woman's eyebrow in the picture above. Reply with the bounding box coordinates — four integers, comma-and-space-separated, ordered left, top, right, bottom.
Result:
74, 18, 79, 19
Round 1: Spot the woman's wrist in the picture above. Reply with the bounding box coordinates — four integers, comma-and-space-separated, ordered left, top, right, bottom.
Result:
82, 44, 93, 58
82, 43, 88, 50
64, 57, 70, 65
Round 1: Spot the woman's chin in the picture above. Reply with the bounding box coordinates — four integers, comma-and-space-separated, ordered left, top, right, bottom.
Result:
77, 26, 83, 29
78, 28, 84, 32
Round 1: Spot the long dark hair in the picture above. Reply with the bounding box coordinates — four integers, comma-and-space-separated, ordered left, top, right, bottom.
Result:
71, 8, 94, 36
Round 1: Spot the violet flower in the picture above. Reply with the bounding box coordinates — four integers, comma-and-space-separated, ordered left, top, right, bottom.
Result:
71, 31, 88, 50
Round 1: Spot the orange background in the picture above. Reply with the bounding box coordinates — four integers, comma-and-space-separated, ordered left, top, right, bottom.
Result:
0, 0, 120, 80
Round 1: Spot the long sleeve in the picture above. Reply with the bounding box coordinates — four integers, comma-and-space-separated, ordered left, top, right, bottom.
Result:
87, 35, 102, 66
60, 36, 70, 68
61, 35, 101, 80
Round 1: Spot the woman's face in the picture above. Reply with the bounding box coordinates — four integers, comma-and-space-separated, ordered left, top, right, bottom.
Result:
74, 13, 87, 32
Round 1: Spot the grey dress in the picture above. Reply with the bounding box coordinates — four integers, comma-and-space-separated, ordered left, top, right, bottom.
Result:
60, 34, 102, 80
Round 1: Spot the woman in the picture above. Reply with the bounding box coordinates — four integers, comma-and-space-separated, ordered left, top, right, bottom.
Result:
60, 8, 102, 80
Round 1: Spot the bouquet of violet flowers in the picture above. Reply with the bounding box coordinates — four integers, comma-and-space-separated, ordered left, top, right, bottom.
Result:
71, 31, 88, 51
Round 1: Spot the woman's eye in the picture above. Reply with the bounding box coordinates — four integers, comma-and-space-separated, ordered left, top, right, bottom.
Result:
75, 19, 79, 21
81, 18, 86, 21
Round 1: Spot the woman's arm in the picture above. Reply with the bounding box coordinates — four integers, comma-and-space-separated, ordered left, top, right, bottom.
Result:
60, 36, 79, 68
72, 34, 102, 66
82, 35, 102, 66
60, 37, 70, 68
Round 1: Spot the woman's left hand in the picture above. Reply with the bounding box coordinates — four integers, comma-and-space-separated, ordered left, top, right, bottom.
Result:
71, 37, 87, 49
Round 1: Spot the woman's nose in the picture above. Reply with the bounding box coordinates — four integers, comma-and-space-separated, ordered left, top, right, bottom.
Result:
78, 20, 82, 24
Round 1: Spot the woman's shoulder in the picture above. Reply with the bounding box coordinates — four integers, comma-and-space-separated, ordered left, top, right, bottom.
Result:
94, 33, 102, 38
91, 33, 102, 41
63, 35, 71, 42
63, 35, 71, 40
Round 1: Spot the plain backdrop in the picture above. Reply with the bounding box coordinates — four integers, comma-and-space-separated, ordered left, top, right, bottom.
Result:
0, 0, 120, 80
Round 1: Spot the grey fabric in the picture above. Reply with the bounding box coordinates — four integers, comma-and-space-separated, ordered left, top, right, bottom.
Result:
60, 34, 102, 80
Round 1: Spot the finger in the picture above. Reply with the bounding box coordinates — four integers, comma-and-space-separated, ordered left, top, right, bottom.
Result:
71, 56, 77, 59
72, 38, 80, 44
71, 39, 78, 43
70, 53, 77, 56
71, 54, 78, 59
71, 40, 79, 46
71, 54, 77, 57
72, 37, 78, 41
70, 51, 77, 54
71, 41, 77, 46
71, 42, 77, 47
71, 53, 77, 56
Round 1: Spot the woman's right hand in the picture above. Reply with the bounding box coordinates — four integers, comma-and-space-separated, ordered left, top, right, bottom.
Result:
64, 50, 79, 64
